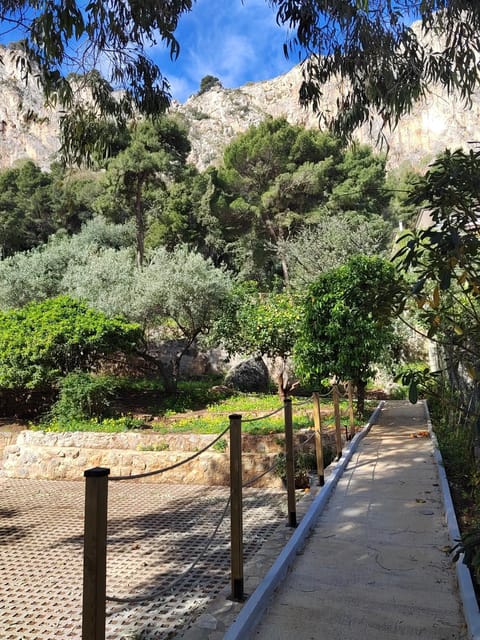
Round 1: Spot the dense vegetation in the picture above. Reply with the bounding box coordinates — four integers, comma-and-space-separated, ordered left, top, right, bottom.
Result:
0, 117, 411, 416
1, 112, 480, 578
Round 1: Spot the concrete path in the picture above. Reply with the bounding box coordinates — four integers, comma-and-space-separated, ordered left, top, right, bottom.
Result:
251, 400, 468, 640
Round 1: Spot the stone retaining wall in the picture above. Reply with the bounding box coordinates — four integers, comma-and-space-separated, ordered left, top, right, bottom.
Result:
0, 429, 338, 487
0, 432, 17, 459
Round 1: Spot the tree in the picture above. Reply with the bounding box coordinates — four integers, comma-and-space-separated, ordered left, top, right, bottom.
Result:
0, 217, 135, 310
294, 255, 404, 415
281, 212, 393, 289
198, 75, 221, 95
214, 118, 390, 285
146, 167, 224, 261
95, 117, 190, 267
135, 246, 232, 390
0, 161, 109, 257
212, 282, 302, 398
273, 1, 480, 138
0, 222, 231, 391
0, 3, 193, 161
394, 149, 480, 405
0, 160, 56, 256
61, 245, 229, 391
49, 164, 104, 233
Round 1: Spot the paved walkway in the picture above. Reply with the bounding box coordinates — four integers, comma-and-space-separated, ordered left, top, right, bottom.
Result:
248, 400, 468, 640
0, 478, 288, 639
0, 401, 472, 640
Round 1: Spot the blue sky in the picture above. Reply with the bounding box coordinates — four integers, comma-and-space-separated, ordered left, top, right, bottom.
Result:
151, 0, 299, 103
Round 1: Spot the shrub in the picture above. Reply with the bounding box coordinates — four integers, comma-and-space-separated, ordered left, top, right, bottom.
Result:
34, 415, 144, 432
0, 295, 142, 390
51, 372, 119, 422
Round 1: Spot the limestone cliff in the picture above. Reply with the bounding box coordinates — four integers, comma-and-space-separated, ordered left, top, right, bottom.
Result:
173, 65, 480, 171
1, 42, 480, 172
0, 45, 61, 170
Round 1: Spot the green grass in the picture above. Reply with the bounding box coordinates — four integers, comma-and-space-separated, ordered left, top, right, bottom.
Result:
206, 393, 295, 413
32, 416, 145, 433
31, 376, 375, 434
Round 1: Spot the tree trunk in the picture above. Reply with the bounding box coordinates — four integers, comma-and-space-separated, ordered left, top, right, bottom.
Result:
135, 179, 145, 269
356, 380, 367, 418
136, 349, 177, 393
277, 373, 286, 400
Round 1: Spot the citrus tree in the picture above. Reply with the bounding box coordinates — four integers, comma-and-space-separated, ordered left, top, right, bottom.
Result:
213, 282, 302, 397
294, 255, 404, 415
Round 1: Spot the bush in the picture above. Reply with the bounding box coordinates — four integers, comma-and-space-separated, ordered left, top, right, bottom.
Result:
0, 295, 142, 390
275, 447, 335, 488
51, 372, 119, 422
34, 415, 144, 432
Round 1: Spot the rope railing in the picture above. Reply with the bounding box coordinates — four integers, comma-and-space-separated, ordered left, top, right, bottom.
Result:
241, 405, 284, 422
313, 387, 334, 398
82, 383, 358, 639
290, 396, 314, 406
108, 425, 230, 481
242, 459, 281, 489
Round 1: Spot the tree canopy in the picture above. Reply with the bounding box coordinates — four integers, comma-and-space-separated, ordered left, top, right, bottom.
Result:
212, 282, 302, 397
294, 255, 405, 414
213, 118, 392, 285
2, 1, 478, 156
274, 0, 480, 137
95, 117, 190, 267
394, 148, 480, 403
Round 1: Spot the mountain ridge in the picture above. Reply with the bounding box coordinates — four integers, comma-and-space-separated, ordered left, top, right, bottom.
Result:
1, 43, 480, 172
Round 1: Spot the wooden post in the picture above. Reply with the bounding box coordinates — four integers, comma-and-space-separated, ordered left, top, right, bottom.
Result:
82, 467, 109, 640
347, 381, 356, 439
332, 384, 343, 459
229, 414, 244, 601
284, 397, 297, 527
312, 392, 325, 486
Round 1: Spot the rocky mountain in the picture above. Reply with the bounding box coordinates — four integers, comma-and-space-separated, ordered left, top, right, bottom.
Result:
0, 45, 62, 170
1, 43, 480, 172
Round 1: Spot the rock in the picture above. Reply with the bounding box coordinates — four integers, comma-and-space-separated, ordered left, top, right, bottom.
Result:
224, 357, 270, 392
209, 385, 234, 396
3, 28, 480, 176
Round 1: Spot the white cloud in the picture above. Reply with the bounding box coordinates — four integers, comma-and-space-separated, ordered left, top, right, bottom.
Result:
150, 0, 297, 102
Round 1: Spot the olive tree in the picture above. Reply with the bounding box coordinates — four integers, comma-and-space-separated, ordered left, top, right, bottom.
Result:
54, 243, 233, 391
281, 212, 393, 290
135, 246, 232, 390
0, 217, 135, 310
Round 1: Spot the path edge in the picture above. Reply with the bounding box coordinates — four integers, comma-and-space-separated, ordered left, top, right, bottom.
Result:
223, 400, 385, 640
423, 399, 480, 640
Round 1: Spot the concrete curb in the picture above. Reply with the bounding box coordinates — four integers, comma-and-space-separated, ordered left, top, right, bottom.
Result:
223, 400, 385, 640
423, 400, 480, 640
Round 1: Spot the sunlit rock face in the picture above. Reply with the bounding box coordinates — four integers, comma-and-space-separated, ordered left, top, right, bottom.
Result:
1, 40, 480, 173
173, 63, 480, 172
0, 45, 61, 169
